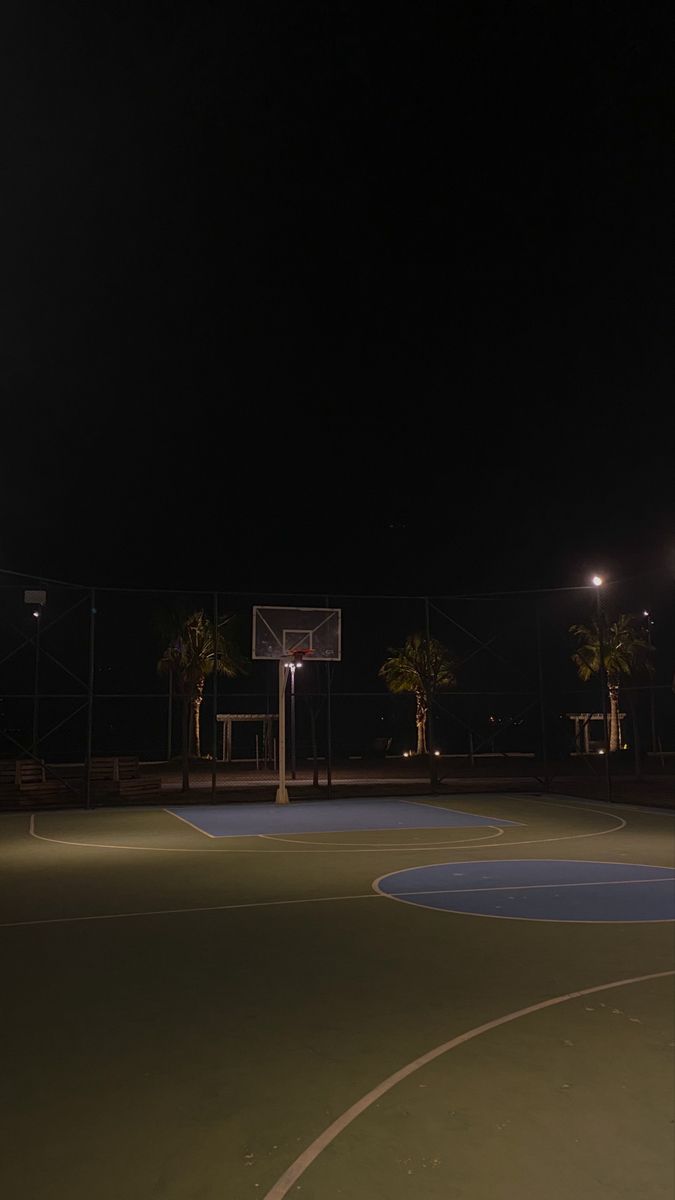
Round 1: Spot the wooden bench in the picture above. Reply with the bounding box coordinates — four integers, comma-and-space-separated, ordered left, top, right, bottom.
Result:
89, 756, 143, 782
0, 761, 16, 791
0, 761, 19, 805
118, 776, 161, 800
88, 757, 161, 800
15, 760, 46, 786
15, 760, 69, 805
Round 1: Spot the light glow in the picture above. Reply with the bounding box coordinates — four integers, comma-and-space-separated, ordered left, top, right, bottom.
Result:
592, 575, 603, 587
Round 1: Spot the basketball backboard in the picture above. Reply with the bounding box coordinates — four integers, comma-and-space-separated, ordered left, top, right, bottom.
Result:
252, 606, 341, 661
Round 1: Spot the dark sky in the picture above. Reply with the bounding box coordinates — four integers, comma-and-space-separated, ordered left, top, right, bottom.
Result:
3, 2, 673, 596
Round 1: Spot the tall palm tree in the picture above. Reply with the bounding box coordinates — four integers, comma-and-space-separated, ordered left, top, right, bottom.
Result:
569, 614, 652, 752
380, 633, 457, 756
158, 611, 245, 790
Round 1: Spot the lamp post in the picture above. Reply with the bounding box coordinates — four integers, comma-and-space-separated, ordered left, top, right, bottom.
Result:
276, 653, 303, 804
24, 589, 47, 759
592, 576, 612, 803
32, 605, 42, 758
290, 661, 298, 779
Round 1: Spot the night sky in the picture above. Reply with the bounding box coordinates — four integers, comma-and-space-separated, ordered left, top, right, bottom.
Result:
3, 3, 673, 596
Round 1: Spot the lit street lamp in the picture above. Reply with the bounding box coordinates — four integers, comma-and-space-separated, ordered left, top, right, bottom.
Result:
24, 589, 47, 759
276, 652, 304, 803
289, 657, 303, 779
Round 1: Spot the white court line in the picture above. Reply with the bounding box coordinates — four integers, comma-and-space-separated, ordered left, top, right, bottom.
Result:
400, 797, 524, 826
0, 891, 381, 930
372, 857, 675, 924
165, 811, 515, 841
392, 876, 675, 897
26, 798, 626, 855
374, 857, 675, 897
552, 795, 675, 818
477, 798, 627, 847
262, 968, 675, 1200
28, 815, 507, 856
259, 826, 506, 849
165, 808, 218, 838
29, 814, 220, 853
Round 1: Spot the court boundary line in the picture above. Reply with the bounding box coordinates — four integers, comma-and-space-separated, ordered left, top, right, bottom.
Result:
0, 891, 382, 930
165, 808, 218, 838
547, 795, 675, 818
262, 968, 675, 1200
400, 797, 524, 826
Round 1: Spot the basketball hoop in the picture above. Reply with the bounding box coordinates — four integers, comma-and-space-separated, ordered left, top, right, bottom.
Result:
283, 649, 313, 668
251, 606, 341, 804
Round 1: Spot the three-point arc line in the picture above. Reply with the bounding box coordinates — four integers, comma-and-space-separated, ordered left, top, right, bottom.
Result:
262, 968, 675, 1200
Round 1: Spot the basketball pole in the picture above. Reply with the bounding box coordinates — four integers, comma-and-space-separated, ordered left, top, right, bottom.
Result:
276, 659, 289, 804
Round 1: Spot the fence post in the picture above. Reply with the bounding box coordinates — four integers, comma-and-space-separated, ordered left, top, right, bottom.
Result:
211, 591, 218, 800
85, 588, 96, 809
325, 596, 333, 798
167, 670, 173, 762
535, 602, 550, 790
425, 596, 437, 789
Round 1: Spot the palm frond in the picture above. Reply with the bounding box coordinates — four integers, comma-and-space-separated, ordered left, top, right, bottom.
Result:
157, 610, 247, 694
570, 614, 654, 683
380, 633, 457, 697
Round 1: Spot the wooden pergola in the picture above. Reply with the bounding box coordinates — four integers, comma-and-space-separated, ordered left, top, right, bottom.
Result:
566, 712, 625, 754
216, 714, 277, 765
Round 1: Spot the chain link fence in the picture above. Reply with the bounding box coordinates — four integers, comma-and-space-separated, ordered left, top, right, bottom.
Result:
1, 569, 673, 804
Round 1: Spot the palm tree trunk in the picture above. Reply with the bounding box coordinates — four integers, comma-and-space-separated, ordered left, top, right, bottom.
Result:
192, 698, 202, 757
608, 682, 621, 752
181, 697, 190, 792
193, 677, 206, 758
416, 694, 427, 755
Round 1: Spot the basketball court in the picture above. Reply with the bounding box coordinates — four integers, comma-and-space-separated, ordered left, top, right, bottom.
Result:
1, 608, 673, 1198
1, 790, 673, 1200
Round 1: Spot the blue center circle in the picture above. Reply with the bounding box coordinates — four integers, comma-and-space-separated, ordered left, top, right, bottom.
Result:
376, 859, 675, 922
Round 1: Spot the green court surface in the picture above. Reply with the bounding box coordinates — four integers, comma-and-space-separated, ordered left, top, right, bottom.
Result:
1, 794, 673, 1200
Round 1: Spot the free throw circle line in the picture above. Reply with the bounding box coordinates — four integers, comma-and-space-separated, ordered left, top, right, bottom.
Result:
372, 857, 675, 923
262, 969, 675, 1200
259, 826, 505, 849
